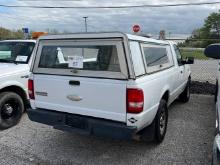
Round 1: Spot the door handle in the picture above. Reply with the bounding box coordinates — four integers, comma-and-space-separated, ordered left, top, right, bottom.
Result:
69, 80, 80, 86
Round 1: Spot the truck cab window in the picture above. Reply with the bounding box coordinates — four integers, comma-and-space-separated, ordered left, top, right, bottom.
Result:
173, 45, 182, 66
143, 47, 169, 67
0, 42, 35, 63
142, 45, 172, 73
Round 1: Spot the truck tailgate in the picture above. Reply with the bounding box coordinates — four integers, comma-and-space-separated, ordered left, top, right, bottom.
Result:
33, 75, 127, 122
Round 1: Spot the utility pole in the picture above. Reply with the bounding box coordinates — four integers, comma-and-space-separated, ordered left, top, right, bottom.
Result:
83, 16, 88, 32
168, 32, 171, 38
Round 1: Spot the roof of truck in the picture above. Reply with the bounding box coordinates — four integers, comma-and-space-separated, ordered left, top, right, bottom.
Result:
126, 34, 169, 44
0, 40, 36, 43
37, 32, 169, 45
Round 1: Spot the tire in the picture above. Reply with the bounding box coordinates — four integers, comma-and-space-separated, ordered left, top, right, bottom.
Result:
215, 80, 218, 103
179, 79, 190, 103
139, 99, 168, 143
154, 99, 168, 143
0, 92, 24, 129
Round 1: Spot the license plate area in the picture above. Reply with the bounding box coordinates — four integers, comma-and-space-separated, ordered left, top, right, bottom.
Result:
65, 115, 88, 130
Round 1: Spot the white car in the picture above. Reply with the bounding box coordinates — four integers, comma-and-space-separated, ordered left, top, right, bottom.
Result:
0, 40, 36, 129
27, 32, 193, 143
204, 44, 220, 165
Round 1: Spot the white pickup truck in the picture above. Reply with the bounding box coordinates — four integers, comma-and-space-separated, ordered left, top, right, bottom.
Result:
27, 32, 194, 143
0, 40, 36, 129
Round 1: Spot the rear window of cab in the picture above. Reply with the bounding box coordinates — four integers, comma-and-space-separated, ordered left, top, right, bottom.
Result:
33, 39, 128, 79
39, 45, 120, 72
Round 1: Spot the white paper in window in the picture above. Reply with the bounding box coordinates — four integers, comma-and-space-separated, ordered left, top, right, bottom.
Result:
68, 56, 83, 68
15, 56, 28, 62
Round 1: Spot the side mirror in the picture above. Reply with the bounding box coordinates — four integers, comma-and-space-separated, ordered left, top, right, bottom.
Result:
204, 44, 220, 59
187, 57, 194, 64
182, 57, 194, 64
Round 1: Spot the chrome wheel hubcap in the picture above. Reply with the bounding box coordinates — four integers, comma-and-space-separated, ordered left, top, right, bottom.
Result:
4, 104, 13, 115
1, 100, 19, 120
160, 110, 166, 135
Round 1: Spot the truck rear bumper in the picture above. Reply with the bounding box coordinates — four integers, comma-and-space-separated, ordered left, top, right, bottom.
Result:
27, 108, 137, 140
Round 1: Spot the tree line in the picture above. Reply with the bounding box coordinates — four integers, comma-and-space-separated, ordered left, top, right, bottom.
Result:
180, 11, 220, 48
0, 27, 65, 40
0, 27, 23, 40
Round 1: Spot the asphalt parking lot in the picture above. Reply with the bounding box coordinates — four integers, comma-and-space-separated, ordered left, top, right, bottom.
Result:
0, 94, 216, 165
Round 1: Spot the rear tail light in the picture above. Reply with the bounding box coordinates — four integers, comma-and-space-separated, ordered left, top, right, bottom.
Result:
28, 79, 35, 100
127, 88, 144, 113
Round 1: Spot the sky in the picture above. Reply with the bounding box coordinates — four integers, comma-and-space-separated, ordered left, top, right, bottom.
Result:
0, 0, 219, 38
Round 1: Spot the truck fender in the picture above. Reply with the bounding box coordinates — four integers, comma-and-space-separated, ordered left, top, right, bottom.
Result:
0, 81, 27, 92
160, 85, 170, 103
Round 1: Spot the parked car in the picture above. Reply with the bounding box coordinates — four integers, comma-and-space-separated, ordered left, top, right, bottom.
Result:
27, 32, 194, 143
204, 44, 220, 165
0, 40, 36, 129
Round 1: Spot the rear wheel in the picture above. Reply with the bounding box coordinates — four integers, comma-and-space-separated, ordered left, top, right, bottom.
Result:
179, 79, 190, 103
154, 99, 168, 143
0, 92, 24, 129
140, 99, 168, 143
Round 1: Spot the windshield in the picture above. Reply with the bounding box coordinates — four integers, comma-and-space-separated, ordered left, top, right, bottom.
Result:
0, 42, 35, 64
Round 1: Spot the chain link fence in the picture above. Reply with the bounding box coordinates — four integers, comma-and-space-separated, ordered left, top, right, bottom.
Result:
180, 47, 217, 95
